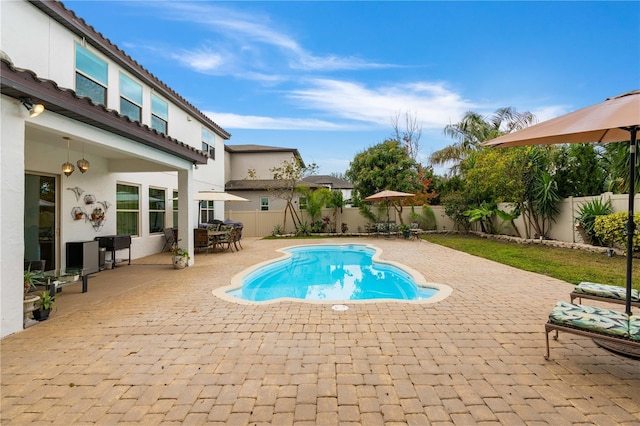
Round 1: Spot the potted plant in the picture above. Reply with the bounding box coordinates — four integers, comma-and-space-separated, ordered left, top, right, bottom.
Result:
170, 246, 190, 269
33, 290, 55, 321
398, 224, 411, 239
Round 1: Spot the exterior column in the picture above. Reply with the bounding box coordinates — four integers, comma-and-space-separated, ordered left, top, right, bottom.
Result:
1, 96, 27, 337
177, 167, 195, 265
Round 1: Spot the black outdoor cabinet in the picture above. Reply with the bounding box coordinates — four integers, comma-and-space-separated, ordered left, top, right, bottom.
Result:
66, 240, 100, 275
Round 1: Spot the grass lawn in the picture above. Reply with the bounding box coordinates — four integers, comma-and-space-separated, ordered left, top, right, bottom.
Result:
421, 233, 640, 289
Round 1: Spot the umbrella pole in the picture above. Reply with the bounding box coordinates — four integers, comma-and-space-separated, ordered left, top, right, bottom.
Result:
625, 126, 638, 316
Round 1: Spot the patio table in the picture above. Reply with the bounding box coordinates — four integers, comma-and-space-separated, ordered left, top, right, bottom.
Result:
207, 231, 227, 252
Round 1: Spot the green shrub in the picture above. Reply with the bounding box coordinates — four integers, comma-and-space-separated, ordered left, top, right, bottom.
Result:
593, 211, 640, 251
576, 198, 613, 246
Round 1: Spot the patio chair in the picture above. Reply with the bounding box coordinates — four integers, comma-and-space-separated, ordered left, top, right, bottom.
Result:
214, 225, 235, 252
569, 282, 640, 308
233, 226, 244, 250
544, 300, 640, 360
193, 228, 212, 253
162, 227, 176, 252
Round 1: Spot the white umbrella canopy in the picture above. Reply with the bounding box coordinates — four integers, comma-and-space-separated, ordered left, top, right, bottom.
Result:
193, 191, 249, 202
482, 90, 640, 316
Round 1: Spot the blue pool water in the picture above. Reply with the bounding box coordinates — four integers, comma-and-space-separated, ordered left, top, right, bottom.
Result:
226, 244, 437, 302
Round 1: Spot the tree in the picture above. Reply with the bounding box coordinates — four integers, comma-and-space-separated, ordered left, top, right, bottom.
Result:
346, 139, 421, 225
327, 190, 345, 233
391, 111, 422, 161
266, 159, 318, 231
346, 139, 420, 198
430, 107, 536, 174
297, 185, 331, 232
602, 141, 640, 194
553, 144, 606, 197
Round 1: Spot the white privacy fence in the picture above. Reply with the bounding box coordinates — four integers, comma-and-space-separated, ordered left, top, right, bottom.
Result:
226, 192, 640, 243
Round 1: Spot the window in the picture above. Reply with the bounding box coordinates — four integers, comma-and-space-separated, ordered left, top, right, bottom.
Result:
260, 197, 269, 211
202, 128, 216, 159
200, 201, 215, 223
299, 197, 307, 210
120, 73, 142, 121
172, 190, 178, 228
151, 93, 168, 134
75, 44, 107, 105
149, 188, 166, 233
116, 183, 139, 236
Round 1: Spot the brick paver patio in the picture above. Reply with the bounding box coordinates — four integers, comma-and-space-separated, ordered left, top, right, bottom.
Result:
2, 237, 639, 424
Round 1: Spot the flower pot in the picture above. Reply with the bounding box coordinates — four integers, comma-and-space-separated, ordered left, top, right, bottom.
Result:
23, 295, 40, 328
33, 308, 50, 321
172, 255, 188, 269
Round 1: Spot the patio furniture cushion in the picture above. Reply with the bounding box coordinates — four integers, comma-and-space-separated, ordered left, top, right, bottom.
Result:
548, 301, 629, 338
574, 282, 640, 302
629, 316, 640, 342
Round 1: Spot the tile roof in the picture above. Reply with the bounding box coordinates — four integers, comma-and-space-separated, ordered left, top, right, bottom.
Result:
302, 175, 354, 189
1, 58, 209, 164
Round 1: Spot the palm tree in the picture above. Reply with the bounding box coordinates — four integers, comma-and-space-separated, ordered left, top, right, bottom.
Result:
328, 190, 345, 233
430, 107, 536, 174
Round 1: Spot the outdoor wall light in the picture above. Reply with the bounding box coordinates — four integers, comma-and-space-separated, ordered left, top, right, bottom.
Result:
61, 137, 75, 177
77, 141, 90, 173
20, 98, 45, 118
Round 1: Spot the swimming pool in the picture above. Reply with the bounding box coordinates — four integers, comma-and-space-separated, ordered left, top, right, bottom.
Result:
215, 243, 452, 304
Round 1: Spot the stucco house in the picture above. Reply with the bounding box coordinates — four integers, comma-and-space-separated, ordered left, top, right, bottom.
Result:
224, 144, 309, 212
301, 175, 354, 207
1, 0, 230, 337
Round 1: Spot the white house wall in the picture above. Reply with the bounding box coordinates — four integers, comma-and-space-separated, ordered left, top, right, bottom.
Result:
229, 151, 295, 180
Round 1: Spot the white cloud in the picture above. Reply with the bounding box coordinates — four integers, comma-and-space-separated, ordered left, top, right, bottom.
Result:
205, 112, 349, 131
531, 104, 571, 123
288, 79, 477, 129
171, 48, 225, 73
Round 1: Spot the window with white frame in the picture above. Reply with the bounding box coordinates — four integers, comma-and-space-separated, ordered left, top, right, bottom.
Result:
120, 73, 143, 121
201, 128, 216, 159
116, 183, 139, 236
75, 44, 108, 105
260, 197, 269, 211
172, 190, 179, 228
149, 187, 166, 234
200, 201, 215, 223
151, 93, 168, 134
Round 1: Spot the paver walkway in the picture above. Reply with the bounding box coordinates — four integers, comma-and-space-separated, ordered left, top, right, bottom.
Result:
2, 237, 639, 424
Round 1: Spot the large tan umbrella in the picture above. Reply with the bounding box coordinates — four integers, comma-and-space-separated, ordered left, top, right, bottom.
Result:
193, 191, 249, 202
482, 90, 640, 316
363, 190, 415, 228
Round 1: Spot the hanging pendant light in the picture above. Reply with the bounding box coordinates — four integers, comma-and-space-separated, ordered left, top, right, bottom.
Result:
61, 137, 75, 177
77, 140, 90, 173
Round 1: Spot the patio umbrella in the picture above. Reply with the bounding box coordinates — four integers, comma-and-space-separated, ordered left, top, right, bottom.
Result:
363, 190, 415, 225
482, 90, 640, 316
193, 191, 249, 202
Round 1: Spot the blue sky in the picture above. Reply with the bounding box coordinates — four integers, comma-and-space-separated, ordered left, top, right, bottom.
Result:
68, 1, 640, 175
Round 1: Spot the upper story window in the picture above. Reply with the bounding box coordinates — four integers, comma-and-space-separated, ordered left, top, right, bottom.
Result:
151, 93, 168, 134
75, 44, 108, 105
260, 197, 269, 211
202, 128, 216, 159
120, 73, 142, 121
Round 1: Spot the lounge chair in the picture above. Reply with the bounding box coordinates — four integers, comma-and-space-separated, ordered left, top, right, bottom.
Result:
544, 301, 640, 360
570, 282, 640, 308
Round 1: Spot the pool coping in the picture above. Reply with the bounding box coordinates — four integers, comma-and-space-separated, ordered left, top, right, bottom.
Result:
212, 242, 453, 305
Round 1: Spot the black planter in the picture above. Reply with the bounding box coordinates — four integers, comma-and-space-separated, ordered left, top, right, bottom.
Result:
33, 308, 50, 321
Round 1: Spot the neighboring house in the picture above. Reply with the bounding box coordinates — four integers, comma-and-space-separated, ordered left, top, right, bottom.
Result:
1, 0, 230, 337
224, 144, 308, 212
301, 175, 354, 207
